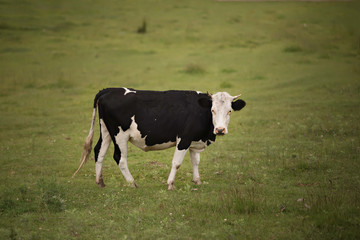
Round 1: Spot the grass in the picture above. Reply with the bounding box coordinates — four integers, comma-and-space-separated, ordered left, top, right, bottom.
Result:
183, 63, 207, 74
0, 0, 360, 239
283, 45, 303, 53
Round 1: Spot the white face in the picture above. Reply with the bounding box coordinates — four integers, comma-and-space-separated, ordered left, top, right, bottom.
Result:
211, 92, 236, 135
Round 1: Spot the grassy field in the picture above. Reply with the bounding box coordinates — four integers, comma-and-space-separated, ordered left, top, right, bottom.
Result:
1, 0, 359, 239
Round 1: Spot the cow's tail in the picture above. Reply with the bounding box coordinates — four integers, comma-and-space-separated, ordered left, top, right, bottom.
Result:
72, 89, 109, 178
72, 107, 96, 177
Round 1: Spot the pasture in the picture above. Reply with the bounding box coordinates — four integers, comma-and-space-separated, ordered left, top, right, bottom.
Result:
0, 0, 359, 239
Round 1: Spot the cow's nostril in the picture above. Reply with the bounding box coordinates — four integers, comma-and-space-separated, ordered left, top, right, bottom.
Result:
215, 128, 225, 135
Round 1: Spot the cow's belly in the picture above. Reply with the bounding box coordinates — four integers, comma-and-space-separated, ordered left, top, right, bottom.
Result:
128, 121, 176, 152
130, 136, 176, 152
125, 116, 207, 152
130, 138, 206, 152
144, 141, 176, 151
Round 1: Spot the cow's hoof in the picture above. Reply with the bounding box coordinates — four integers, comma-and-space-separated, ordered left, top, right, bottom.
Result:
127, 181, 138, 188
97, 180, 106, 188
193, 179, 202, 185
168, 183, 174, 190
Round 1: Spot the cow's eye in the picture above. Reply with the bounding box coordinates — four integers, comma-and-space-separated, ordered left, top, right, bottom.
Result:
211, 110, 216, 115
228, 110, 232, 115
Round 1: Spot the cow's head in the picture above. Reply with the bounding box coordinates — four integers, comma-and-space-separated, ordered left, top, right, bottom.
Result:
209, 92, 246, 135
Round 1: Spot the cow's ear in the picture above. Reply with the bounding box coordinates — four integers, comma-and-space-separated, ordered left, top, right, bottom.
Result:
232, 99, 246, 111
198, 97, 212, 108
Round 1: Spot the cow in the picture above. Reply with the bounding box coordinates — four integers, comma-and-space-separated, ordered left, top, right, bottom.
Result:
72, 88, 246, 190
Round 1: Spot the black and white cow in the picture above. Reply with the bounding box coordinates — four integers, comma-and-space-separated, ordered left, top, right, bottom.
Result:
73, 88, 246, 190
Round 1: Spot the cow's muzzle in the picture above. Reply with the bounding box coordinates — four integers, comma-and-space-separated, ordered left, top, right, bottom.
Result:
215, 127, 226, 136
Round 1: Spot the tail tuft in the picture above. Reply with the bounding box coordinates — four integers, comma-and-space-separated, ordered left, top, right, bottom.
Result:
72, 108, 97, 178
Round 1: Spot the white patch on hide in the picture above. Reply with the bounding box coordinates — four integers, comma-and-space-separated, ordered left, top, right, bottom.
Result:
189, 140, 207, 153
123, 87, 136, 95
126, 116, 176, 151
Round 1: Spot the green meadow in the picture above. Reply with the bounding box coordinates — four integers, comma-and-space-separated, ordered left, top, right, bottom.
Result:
1, 0, 359, 239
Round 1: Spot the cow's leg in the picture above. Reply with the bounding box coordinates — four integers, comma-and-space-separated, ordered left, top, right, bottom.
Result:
189, 149, 202, 185
167, 147, 188, 190
114, 133, 138, 188
94, 119, 111, 187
